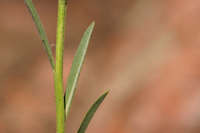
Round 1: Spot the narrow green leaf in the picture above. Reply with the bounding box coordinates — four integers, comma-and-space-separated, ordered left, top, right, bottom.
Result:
78, 91, 109, 133
65, 22, 95, 118
24, 0, 55, 69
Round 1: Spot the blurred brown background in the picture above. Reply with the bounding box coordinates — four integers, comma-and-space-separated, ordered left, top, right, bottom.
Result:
1, 0, 200, 133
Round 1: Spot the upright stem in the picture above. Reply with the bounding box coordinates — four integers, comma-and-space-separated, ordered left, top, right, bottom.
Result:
54, 0, 67, 133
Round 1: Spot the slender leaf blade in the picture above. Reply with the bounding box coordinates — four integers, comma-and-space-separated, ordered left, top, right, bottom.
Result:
65, 22, 95, 118
78, 91, 109, 133
24, 0, 55, 69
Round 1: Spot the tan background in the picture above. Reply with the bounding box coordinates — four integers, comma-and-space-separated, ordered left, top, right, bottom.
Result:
0, 0, 200, 133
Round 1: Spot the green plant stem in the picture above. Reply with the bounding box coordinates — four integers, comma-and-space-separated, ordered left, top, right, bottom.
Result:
54, 0, 67, 133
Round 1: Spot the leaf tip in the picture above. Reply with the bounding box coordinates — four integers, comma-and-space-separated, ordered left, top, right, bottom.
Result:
99, 90, 109, 101
104, 90, 110, 96
89, 21, 95, 29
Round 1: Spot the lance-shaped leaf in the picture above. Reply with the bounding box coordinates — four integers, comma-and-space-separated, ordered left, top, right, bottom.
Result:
24, 0, 55, 69
77, 91, 109, 133
65, 22, 95, 118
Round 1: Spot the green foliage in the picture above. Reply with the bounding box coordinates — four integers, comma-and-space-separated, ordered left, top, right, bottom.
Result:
65, 22, 95, 119
78, 91, 109, 133
24, 0, 55, 69
24, 0, 108, 133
